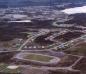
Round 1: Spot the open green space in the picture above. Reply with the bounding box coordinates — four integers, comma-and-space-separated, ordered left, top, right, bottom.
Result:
0, 63, 21, 74
25, 53, 53, 62
66, 42, 86, 56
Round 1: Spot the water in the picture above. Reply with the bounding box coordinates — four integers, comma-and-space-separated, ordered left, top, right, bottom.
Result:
62, 6, 86, 14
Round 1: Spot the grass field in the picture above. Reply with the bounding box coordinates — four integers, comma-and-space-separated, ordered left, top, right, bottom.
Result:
25, 54, 53, 62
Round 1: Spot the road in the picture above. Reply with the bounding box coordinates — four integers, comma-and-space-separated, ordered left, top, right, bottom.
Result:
18, 30, 50, 51
45, 30, 68, 41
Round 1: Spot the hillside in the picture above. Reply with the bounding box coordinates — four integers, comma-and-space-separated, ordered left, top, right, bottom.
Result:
0, 0, 86, 8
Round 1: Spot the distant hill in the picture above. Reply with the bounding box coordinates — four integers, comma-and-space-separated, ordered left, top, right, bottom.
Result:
0, 0, 86, 8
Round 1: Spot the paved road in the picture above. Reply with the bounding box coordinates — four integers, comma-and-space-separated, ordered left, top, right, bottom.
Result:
18, 31, 50, 51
